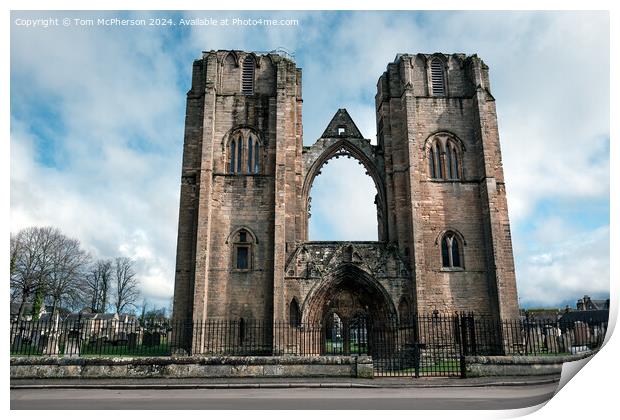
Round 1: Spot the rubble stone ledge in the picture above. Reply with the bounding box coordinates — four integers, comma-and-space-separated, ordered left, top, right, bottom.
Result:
10, 355, 374, 379
464, 350, 598, 377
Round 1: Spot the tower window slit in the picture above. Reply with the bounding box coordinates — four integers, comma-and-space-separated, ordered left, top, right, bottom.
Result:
254, 141, 260, 174
446, 145, 453, 178
237, 136, 243, 173
434, 144, 443, 178
451, 147, 459, 179
431, 59, 446, 96
230, 140, 236, 173
247, 136, 253, 174
242, 56, 255, 95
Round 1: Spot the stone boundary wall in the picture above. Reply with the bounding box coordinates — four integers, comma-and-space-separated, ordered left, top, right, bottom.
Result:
10, 355, 374, 379
464, 351, 597, 377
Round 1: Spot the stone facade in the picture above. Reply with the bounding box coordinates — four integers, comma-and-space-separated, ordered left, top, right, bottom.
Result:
172, 50, 520, 350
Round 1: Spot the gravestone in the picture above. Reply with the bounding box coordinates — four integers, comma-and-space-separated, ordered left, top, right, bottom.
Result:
573, 322, 590, 346
64, 330, 81, 356
544, 326, 561, 353
43, 317, 61, 355
591, 325, 605, 347
127, 332, 138, 350
525, 325, 545, 353
143, 331, 159, 347
143, 331, 162, 347
36, 334, 48, 353
11, 332, 23, 352
558, 329, 572, 353
43, 333, 60, 355
31, 329, 44, 352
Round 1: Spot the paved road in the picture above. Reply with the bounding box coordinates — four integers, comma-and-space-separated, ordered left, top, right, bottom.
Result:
11, 383, 557, 410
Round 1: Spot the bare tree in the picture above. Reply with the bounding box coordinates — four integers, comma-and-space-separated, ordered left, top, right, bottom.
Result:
112, 257, 140, 315
84, 259, 113, 313
46, 235, 91, 316
10, 226, 61, 321
10, 234, 19, 278
10, 234, 21, 304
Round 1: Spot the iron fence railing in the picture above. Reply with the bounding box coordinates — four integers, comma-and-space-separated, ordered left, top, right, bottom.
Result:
10, 314, 608, 377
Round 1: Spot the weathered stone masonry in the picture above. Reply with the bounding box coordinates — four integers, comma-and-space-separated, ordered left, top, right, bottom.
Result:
172, 51, 519, 351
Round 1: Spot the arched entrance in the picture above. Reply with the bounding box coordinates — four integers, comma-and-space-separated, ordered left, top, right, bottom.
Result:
302, 264, 397, 355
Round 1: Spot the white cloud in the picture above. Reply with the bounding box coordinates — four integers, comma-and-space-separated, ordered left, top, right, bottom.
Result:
516, 224, 609, 307
309, 157, 378, 241
10, 11, 609, 310
10, 12, 184, 309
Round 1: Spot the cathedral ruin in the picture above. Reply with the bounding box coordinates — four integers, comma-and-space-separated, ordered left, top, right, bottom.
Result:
171, 50, 520, 343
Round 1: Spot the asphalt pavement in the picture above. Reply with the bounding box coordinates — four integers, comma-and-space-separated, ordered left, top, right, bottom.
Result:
10, 384, 557, 410
11, 375, 560, 410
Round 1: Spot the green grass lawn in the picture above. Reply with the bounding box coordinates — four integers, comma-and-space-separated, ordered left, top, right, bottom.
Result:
519, 351, 572, 357
10, 343, 43, 356
324, 340, 368, 354
375, 359, 461, 376
419, 359, 460, 373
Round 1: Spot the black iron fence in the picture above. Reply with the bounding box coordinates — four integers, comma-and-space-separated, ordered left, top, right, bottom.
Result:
10, 314, 608, 377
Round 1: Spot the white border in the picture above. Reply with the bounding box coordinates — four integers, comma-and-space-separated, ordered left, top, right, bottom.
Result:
3, 1, 617, 419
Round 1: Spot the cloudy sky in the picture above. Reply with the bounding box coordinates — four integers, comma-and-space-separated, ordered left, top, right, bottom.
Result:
10, 11, 609, 310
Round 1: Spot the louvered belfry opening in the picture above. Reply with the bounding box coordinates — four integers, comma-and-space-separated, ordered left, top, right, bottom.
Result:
430, 58, 446, 96
242, 55, 255, 95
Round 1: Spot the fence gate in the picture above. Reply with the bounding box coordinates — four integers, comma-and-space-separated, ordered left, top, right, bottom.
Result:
370, 316, 463, 377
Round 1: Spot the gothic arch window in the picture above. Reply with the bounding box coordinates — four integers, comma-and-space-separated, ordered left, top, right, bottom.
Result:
446, 144, 453, 179
430, 58, 446, 96
427, 134, 463, 181
289, 298, 301, 327
429, 143, 437, 178
253, 138, 260, 174
247, 136, 253, 174
230, 139, 236, 173
221, 53, 239, 93
433, 142, 443, 179
231, 228, 255, 270
237, 135, 243, 173
227, 129, 262, 175
440, 231, 464, 269
447, 143, 459, 179
224, 53, 237, 69
242, 55, 255, 95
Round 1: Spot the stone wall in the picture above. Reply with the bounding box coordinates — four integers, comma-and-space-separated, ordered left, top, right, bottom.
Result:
10, 356, 373, 379
464, 351, 597, 377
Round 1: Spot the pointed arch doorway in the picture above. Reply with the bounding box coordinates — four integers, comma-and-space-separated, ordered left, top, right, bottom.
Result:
302, 264, 397, 356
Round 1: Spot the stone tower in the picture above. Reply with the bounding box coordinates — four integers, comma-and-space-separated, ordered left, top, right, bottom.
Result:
374, 53, 519, 321
172, 50, 303, 325
172, 51, 520, 341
